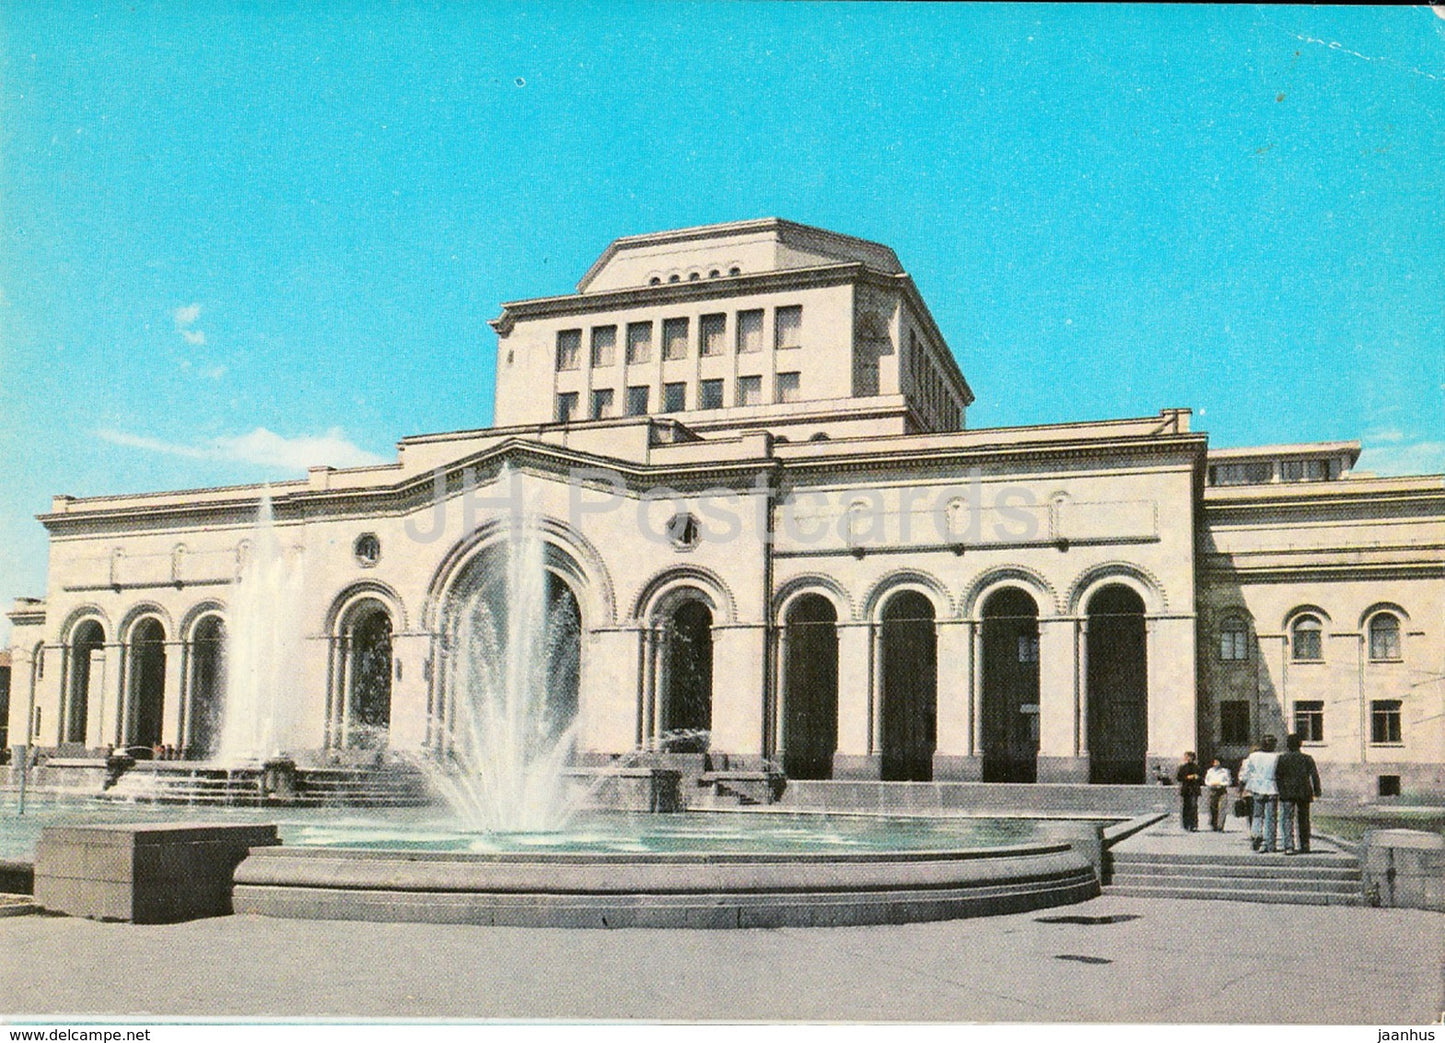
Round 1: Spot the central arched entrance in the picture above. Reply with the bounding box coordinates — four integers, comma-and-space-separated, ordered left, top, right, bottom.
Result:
879, 590, 937, 781
126, 618, 167, 750
780, 594, 838, 779
660, 599, 713, 748
437, 539, 586, 755
981, 588, 1040, 783
64, 620, 106, 746
1086, 584, 1148, 784
186, 615, 226, 758
342, 604, 393, 749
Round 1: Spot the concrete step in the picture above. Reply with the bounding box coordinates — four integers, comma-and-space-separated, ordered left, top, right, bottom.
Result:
1111, 850, 1355, 869
1105, 883, 1362, 906
1109, 861, 1360, 883
1110, 872, 1360, 896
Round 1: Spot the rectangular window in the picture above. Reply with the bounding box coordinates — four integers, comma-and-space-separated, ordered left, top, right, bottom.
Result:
1219, 701, 1250, 745
1294, 700, 1325, 743
700, 378, 724, 410
555, 329, 581, 371
736, 375, 762, 407
555, 392, 578, 424
1370, 700, 1402, 745
590, 388, 614, 420
626, 322, 652, 364
662, 382, 687, 412
662, 317, 689, 361
776, 371, 800, 404
1017, 633, 1039, 665
700, 313, 726, 357
590, 325, 617, 367
774, 305, 802, 350
736, 309, 763, 353
1219, 624, 1249, 661
626, 385, 650, 416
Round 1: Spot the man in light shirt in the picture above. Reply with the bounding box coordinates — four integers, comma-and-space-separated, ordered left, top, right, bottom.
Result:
1239, 734, 1281, 853
1204, 758, 1232, 832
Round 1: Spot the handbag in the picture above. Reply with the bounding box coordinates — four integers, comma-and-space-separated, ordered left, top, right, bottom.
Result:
1233, 795, 1253, 818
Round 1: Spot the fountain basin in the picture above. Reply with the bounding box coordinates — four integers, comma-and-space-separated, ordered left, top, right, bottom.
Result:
232, 839, 1099, 928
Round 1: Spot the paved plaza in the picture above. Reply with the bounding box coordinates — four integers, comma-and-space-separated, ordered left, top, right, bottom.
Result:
1, 892, 1440, 1023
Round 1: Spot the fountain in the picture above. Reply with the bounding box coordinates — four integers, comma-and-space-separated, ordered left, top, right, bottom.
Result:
423, 504, 587, 832
217, 490, 306, 764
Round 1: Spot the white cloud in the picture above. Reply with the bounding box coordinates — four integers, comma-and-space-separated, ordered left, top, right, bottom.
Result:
96, 426, 388, 473
1356, 439, 1445, 477
173, 302, 207, 346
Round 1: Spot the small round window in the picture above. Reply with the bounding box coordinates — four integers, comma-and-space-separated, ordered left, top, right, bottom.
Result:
666, 513, 701, 550
354, 533, 381, 568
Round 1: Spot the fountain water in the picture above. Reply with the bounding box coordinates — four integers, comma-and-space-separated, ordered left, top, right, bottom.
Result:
217, 491, 306, 763
424, 501, 585, 833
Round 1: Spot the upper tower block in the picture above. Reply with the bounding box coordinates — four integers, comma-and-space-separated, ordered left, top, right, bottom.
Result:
490, 219, 974, 439
576, 218, 904, 293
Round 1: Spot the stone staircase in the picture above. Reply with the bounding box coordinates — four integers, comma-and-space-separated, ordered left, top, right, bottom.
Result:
1106, 848, 1363, 906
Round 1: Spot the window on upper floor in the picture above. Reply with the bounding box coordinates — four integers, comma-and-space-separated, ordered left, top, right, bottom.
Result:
775, 305, 802, 350
1290, 615, 1324, 662
1210, 461, 1275, 486
700, 313, 726, 357
1219, 700, 1250, 745
1294, 700, 1325, 743
700, 379, 724, 410
1370, 700, 1402, 745
737, 310, 763, 354
1280, 459, 1333, 482
1369, 613, 1402, 662
626, 385, 650, 416
590, 325, 617, 367
662, 382, 686, 412
555, 392, 579, 424
555, 329, 581, 371
626, 322, 653, 365
736, 375, 762, 407
590, 388, 615, 420
776, 371, 800, 404
1017, 633, 1039, 665
1219, 617, 1250, 661
662, 317, 689, 361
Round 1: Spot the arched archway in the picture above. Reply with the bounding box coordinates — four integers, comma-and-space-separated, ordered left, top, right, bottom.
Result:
437, 537, 586, 757
981, 587, 1040, 783
1086, 584, 1148, 784
660, 599, 713, 748
187, 616, 226, 757
126, 618, 167, 749
64, 620, 105, 745
879, 590, 936, 781
780, 594, 838, 779
340, 602, 393, 749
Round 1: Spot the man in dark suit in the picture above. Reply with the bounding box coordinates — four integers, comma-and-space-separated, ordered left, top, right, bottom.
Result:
1276, 732, 1322, 854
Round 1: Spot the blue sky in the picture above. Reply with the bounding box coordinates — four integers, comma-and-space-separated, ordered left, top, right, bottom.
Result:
2, 3, 1443, 641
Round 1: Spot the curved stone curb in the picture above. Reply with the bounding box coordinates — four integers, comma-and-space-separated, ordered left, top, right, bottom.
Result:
233, 842, 1099, 928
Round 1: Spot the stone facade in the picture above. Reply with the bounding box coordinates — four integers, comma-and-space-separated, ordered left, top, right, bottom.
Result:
7, 219, 1443, 798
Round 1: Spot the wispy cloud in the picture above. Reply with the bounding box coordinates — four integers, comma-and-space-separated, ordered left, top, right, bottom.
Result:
173, 302, 206, 346
1357, 437, 1445, 477
96, 427, 389, 473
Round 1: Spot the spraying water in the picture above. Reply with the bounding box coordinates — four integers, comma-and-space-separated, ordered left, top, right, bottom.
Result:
217, 491, 306, 762
425, 499, 584, 833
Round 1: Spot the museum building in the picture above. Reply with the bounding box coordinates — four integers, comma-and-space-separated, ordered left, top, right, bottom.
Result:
7, 219, 1443, 797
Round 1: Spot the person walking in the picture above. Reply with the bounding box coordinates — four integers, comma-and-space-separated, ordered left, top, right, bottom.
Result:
1239, 734, 1281, 853
1275, 732, 1322, 854
1204, 758, 1232, 831
1175, 751, 1202, 831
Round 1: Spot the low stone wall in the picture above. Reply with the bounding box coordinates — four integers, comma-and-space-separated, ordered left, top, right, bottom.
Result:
234, 841, 1099, 929
1360, 829, 1444, 912
780, 780, 1174, 817
34, 822, 280, 923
